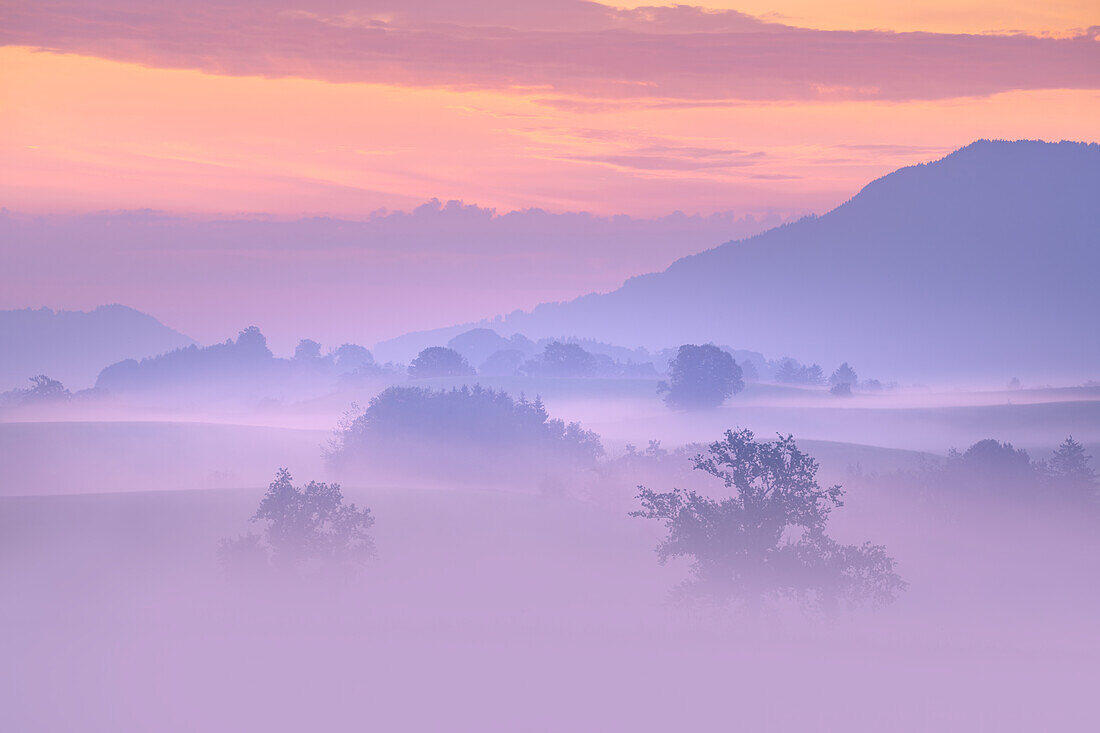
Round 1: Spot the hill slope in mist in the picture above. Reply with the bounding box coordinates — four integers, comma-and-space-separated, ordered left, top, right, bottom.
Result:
406, 140, 1097, 384
0, 305, 194, 390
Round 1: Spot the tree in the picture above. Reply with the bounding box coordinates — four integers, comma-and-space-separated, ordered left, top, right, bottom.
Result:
1045, 437, 1097, 503
829, 362, 858, 388
479, 348, 525, 376
331, 343, 374, 372
219, 468, 375, 576
949, 439, 1035, 495
632, 429, 905, 612
408, 346, 475, 378
774, 357, 824, 385
294, 339, 322, 360
28, 374, 70, 399
520, 342, 598, 377
329, 385, 603, 471
236, 325, 272, 356
829, 381, 852, 397
1, 375, 71, 407
657, 344, 743, 409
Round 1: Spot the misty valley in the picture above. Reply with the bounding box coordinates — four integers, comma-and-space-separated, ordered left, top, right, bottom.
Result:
3, 309, 1099, 729
2, 136, 1099, 732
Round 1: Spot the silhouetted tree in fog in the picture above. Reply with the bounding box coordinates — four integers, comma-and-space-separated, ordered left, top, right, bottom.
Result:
1044, 437, 1097, 504
657, 344, 743, 409
632, 429, 904, 612
902, 437, 1098, 511
331, 343, 374, 372
829, 382, 852, 397
520, 342, 598, 378
945, 439, 1035, 496
328, 385, 603, 481
774, 357, 824, 385
219, 468, 374, 577
829, 363, 858, 388
294, 339, 322, 360
408, 346, 475, 378
235, 325, 272, 356
1, 375, 71, 407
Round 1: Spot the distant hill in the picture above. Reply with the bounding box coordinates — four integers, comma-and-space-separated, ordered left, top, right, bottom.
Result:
383, 140, 1099, 384
93, 327, 393, 403
0, 305, 194, 390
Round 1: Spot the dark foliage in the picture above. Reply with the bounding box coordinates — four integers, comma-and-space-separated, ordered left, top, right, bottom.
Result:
329, 385, 604, 478
219, 468, 375, 578
949, 439, 1033, 488
1045, 437, 1098, 503
829, 382, 852, 397
520, 342, 599, 378
884, 437, 1098, 511
294, 339, 322, 360
829, 362, 858, 387
774, 357, 824, 385
632, 428, 905, 612
408, 346, 475, 378
96, 326, 387, 398
0, 374, 72, 407
657, 344, 744, 409
96, 326, 274, 392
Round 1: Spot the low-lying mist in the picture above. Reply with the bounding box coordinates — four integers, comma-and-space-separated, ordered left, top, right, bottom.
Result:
3, 373, 1099, 731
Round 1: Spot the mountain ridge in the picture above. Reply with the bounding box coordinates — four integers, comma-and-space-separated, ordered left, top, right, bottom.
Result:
376, 140, 1100, 383
0, 304, 195, 390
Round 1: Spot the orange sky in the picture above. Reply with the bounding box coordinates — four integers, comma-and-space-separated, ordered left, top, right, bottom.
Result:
609, 1, 1099, 35
1, 1, 1098, 217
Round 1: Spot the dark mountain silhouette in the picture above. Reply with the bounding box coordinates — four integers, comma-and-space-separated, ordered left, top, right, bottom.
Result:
0, 305, 194, 390
380, 140, 1099, 383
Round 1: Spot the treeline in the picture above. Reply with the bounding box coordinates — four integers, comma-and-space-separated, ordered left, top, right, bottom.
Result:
92, 327, 402, 398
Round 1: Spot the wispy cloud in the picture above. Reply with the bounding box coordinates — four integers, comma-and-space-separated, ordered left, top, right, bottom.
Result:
567, 145, 766, 172
2, 1, 1097, 103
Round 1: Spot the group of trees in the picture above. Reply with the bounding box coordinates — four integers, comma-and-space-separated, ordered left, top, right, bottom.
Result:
929, 437, 1098, 506
219, 468, 375, 578
0, 374, 72, 407
226, 427, 907, 614
421, 340, 876, 411
408, 346, 475, 378
408, 340, 658, 380
520, 342, 599, 377
828, 363, 858, 396
294, 339, 378, 373
221, 395, 1097, 616
774, 357, 825, 385
327, 384, 604, 478
80, 321, 872, 411
654, 347, 879, 410
772, 358, 884, 395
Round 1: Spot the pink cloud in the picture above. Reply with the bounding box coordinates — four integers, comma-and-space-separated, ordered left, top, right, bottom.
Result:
2, 1, 1097, 102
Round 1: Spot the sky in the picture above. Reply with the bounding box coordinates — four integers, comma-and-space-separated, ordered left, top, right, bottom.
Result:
0, 1, 1098, 347
1, 1, 1097, 217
